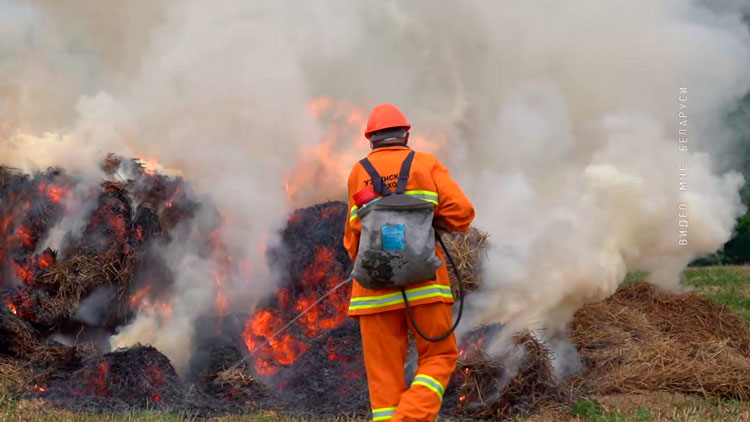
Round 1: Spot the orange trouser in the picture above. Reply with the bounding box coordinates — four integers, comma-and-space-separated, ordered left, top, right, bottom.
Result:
359, 302, 458, 422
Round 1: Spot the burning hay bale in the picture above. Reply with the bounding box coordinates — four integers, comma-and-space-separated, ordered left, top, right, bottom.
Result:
244, 201, 368, 416
442, 228, 488, 296
41, 345, 186, 411
272, 319, 369, 417
0, 306, 40, 358
572, 281, 750, 399
448, 328, 570, 420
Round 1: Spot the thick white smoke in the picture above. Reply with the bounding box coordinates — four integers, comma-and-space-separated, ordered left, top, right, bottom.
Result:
1, 0, 749, 369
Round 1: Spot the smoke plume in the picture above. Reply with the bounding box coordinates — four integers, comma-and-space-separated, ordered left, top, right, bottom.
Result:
1, 0, 749, 368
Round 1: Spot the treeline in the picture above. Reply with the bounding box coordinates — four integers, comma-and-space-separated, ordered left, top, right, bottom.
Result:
693, 89, 750, 266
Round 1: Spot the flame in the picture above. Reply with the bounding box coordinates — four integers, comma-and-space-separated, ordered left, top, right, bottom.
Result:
38, 253, 52, 268
83, 361, 112, 396
284, 97, 369, 207
12, 260, 35, 285
37, 183, 68, 203
165, 187, 180, 208
209, 230, 233, 318
285, 97, 448, 207
33, 384, 46, 392
214, 271, 229, 318
7, 301, 18, 315
16, 225, 33, 248
129, 286, 153, 306
128, 285, 172, 318
293, 246, 349, 337
135, 156, 161, 175
242, 310, 309, 376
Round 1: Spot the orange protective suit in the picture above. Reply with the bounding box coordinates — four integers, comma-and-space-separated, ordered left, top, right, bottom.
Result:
343, 145, 474, 422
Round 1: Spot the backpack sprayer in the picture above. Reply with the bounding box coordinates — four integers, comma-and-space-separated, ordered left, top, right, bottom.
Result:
350, 150, 464, 342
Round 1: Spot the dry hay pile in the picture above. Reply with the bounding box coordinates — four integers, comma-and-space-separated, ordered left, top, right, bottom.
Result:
34, 251, 135, 328
0, 306, 40, 358
450, 330, 570, 420
200, 344, 270, 410
572, 281, 750, 399
442, 228, 488, 297
0, 356, 33, 394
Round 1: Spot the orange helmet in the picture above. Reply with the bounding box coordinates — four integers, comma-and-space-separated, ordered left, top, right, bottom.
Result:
364, 103, 411, 139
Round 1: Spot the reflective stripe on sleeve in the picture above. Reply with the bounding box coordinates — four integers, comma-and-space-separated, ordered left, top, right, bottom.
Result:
349, 284, 452, 311
372, 406, 396, 421
411, 374, 445, 400
348, 191, 438, 222
404, 190, 438, 205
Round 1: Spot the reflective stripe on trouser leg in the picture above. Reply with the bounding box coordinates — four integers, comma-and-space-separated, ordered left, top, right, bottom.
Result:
411, 374, 445, 400
372, 406, 397, 421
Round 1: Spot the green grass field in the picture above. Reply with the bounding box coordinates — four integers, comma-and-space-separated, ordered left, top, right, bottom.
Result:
2, 266, 749, 422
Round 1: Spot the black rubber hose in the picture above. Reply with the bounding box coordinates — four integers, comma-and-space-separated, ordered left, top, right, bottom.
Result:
402, 233, 464, 342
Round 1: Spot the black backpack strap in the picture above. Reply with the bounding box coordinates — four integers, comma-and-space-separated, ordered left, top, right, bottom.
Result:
359, 157, 389, 196
395, 151, 415, 194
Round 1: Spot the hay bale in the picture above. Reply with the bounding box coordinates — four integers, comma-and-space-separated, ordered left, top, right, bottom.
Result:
0, 306, 40, 358
0, 357, 33, 394
572, 281, 750, 399
42, 345, 187, 411
450, 331, 570, 420
34, 250, 134, 327
442, 227, 488, 297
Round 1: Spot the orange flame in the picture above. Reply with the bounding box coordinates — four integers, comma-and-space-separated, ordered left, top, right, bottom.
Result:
129, 286, 153, 306
214, 270, 228, 318
7, 301, 18, 315
165, 187, 180, 208
242, 310, 309, 376
37, 183, 68, 203
135, 157, 160, 175
285, 97, 448, 207
284, 97, 369, 207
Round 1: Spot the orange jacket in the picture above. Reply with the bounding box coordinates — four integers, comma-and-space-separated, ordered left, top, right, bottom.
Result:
344, 145, 475, 316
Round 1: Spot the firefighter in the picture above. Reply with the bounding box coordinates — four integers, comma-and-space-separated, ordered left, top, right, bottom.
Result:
343, 103, 475, 422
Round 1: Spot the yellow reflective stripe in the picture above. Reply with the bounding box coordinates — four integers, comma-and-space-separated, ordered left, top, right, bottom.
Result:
404, 190, 438, 205
407, 292, 453, 302
349, 298, 403, 310
372, 406, 397, 421
349, 205, 359, 222
412, 374, 445, 400
404, 190, 438, 196
349, 284, 452, 311
350, 284, 450, 302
